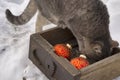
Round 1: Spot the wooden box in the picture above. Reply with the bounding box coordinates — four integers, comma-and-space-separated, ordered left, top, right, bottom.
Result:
29, 27, 120, 80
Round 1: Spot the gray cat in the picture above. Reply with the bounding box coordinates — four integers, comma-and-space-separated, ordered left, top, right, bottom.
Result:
6, 0, 119, 62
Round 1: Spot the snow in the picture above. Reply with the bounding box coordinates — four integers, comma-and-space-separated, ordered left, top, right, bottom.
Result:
0, 0, 120, 80
107, 0, 120, 43
0, 0, 48, 80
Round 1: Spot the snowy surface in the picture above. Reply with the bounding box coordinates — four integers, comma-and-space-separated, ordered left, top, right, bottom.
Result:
0, 0, 120, 80
0, 0, 48, 80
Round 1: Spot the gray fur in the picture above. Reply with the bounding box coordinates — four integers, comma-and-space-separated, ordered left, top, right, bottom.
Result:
6, 0, 119, 62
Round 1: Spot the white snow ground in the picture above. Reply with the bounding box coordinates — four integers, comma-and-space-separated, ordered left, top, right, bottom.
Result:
0, 0, 120, 80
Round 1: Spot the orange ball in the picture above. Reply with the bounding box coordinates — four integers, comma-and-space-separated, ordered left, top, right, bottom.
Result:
54, 44, 70, 58
70, 57, 89, 70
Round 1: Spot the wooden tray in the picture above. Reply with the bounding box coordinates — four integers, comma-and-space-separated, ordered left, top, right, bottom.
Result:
29, 27, 120, 80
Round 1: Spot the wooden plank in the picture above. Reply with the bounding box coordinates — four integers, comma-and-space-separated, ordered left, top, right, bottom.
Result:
80, 52, 120, 80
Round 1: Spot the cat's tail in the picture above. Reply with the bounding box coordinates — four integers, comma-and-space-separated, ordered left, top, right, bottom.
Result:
5, 0, 37, 25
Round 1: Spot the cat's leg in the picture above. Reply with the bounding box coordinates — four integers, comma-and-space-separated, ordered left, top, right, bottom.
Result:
75, 36, 85, 53
80, 37, 93, 54
36, 12, 50, 32
77, 39, 84, 52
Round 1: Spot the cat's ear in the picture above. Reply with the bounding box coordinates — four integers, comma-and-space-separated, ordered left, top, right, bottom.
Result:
93, 45, 102, 54
110, 40, 119, 48
91, 41, 104, 54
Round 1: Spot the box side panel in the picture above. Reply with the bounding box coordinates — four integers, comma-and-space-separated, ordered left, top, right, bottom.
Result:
80, 53, 120, 80
29, 33, 81, 80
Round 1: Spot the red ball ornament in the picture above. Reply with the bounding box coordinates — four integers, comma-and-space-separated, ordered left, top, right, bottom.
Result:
70, 57, 89, 70
53, 44, 71, 58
